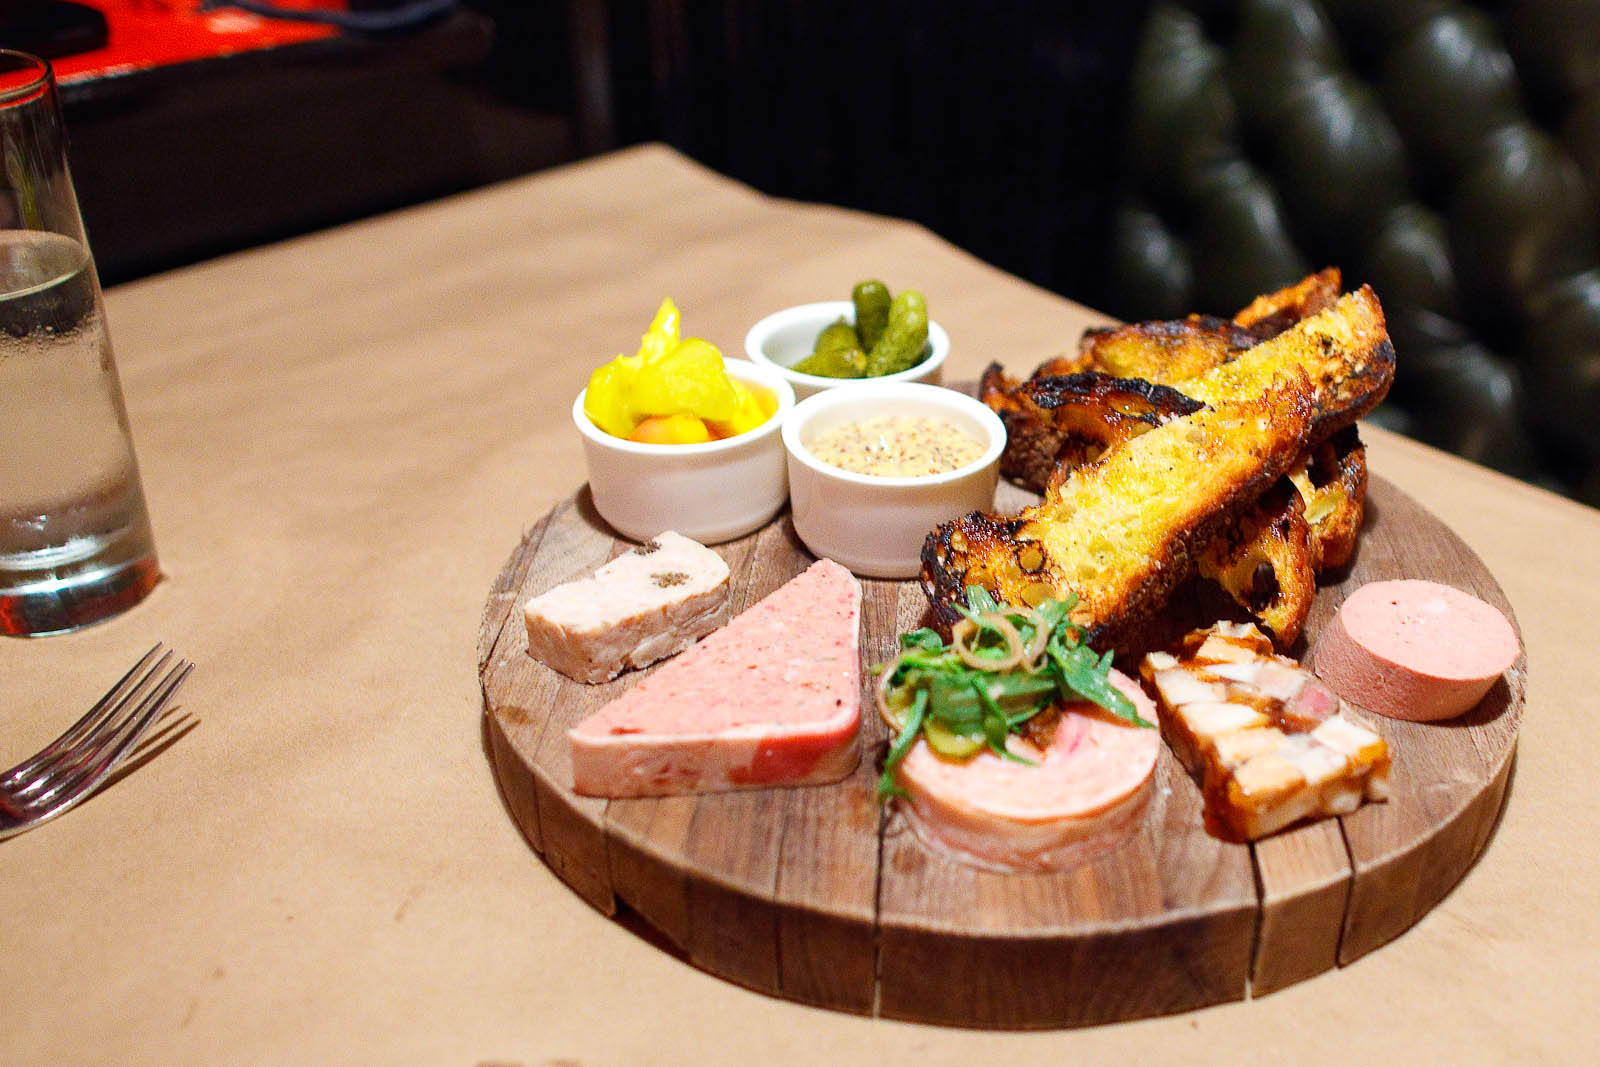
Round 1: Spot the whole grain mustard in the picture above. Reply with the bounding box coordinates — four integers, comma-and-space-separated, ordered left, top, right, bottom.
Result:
807, 415, 985, 477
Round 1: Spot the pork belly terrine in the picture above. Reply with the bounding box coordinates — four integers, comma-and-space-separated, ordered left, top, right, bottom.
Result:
523, 531, 730, 683
568, 558, 862, 797
1141, 621, 1390, 842
896, 670, 1161, 872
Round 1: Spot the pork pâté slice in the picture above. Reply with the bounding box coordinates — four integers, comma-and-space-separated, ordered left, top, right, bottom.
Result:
523, 531, 730, 683
569, 558, 862, 797
1140, 621, 1390, 842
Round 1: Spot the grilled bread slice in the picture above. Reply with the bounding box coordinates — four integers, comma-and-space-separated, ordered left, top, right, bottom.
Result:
1179, 286, 1393, 445
1195, 425, 1368, 645
978, 366, 1202, 495
1232, 266, 1342, 334
924, 363, 1315, 648
1075, 314, 1267, 383
980, 271, 1361, 498
1048, 268, 1341, 385
1193, 480, 1318, 646
993, 269, 1345, 397
1288, 426, 1368, 571
924, 288, 1393, 649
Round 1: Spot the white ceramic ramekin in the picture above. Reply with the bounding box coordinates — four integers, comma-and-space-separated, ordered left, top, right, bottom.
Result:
744, 300, 950, 400
573, 359, 796, 544
781, 382, 1005, 578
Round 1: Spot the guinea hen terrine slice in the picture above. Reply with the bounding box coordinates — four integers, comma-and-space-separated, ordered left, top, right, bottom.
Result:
568, 558, 863, 797
895, 670, 1161, 872
523, 531, 730, 684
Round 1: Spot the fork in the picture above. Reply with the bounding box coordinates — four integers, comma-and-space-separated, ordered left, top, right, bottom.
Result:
1, 643, 193, 841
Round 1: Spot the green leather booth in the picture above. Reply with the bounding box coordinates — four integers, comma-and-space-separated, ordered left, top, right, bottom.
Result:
1109, 0, 1600, 504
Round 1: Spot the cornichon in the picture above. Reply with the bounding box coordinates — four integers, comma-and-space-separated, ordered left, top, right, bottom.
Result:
792, 319, 866, 378
798, 281, 931, 380
852, 279, 891, 351
923, 716, 984, 759
864, 289, 929, 377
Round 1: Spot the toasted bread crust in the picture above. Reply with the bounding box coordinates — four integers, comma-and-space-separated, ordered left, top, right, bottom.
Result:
1196, 426, 1368, 645
1232, 267, 1342, 335
929, 287, 1393, 651
1294, 425, 1368, 571
1195, 479, 1317, 646
925, 371, 1315, 648
1178, 287, 1393, 444
979, 364, 1203, 495
1078, 314, 1267, 383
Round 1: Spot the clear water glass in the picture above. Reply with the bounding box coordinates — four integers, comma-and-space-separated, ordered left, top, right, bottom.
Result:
0, 50, 159, 636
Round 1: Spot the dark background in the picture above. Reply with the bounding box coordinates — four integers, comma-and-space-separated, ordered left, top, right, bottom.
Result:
57, 1, 1150, 314
40, 0, 1600, 506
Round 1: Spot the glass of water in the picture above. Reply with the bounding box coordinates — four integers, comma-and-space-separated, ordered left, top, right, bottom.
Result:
0, 50, 159, 636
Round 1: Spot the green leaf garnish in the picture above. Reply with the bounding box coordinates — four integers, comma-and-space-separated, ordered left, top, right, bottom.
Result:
961, 584, 1001, 616
876, 687, 929, 800
971, 677, 1035, 765
899, 628, 945, 653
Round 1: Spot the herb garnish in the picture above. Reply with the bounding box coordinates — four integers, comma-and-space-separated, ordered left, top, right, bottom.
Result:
874, 586, 1152, 801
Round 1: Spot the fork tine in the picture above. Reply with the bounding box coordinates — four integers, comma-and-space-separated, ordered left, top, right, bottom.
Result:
8, 666, 164, 804
1, 643, 165, 787
25, 659, 192, 813
5, 648, 174, 798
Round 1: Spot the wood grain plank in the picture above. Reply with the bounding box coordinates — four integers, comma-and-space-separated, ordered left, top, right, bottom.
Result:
1323, 479, 1522, 963
874, 585, 1256, 1027
1245, 505, 1359, 995
678, 520, 812, 994
482, 494, 615, 857
605, 795, 696, 948
772, 564, 899, 1014
492, 493, 627, 907
877, 751, 1255, 1028
477, 512, 551, 674
1251, 823, 1350, 995
480, 507, 559, 856
602, 533, 765, 953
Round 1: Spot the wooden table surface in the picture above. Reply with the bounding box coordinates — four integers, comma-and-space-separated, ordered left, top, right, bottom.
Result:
4, 144, 1596, 1063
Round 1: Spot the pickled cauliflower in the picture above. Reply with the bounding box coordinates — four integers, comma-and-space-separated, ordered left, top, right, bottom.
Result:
584, 299, 777, 444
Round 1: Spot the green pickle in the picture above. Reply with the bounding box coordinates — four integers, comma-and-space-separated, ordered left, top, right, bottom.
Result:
923, 717, 984, 759
865, 289, 929, 377
796, 281, 930, 379
793, 319, 866, 378
851, 279, 891, 351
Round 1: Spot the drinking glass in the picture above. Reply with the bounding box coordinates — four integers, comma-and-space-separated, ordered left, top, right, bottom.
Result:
0, 50, 159, 636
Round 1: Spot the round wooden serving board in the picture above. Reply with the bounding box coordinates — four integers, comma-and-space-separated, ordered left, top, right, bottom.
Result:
478, 474, 1524, 1029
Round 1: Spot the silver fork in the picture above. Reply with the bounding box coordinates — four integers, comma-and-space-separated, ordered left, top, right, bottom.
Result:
1, 643, 193, 841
